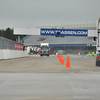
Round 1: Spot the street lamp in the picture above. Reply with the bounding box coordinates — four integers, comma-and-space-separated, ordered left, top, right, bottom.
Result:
48, 23, 50, 28
61, 22, 62, 29
86, 20, 88, 27
73, 21, 75, 28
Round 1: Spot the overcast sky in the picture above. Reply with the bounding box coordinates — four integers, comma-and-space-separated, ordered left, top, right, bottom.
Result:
0, 0, 100, 29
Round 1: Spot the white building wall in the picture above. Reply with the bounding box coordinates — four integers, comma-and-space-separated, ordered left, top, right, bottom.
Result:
0, 50, 4, 59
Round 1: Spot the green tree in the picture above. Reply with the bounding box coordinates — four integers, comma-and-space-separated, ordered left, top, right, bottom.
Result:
0, 27, 18, 41
0, 27, 26, 41
0, 29, 4, 37
4, 27, 11, 39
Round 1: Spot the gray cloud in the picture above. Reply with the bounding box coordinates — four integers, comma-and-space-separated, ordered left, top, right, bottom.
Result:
0, 0, 100, 29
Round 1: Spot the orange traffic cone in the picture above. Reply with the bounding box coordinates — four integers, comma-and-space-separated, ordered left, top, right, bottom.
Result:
60, 55, 64, 65
59, 57, 61, 62
61, 58, 64, 65
58, 55, 61, 62
57, 54, 60, 62
57, 54, 59, 58
77, 52, 80, 55
65, 56, 71, 68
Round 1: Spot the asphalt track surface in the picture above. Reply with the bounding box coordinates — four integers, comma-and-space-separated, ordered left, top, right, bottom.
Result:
0, 55, 100, 100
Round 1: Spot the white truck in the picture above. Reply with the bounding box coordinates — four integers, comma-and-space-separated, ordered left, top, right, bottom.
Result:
40, 43, 50, 56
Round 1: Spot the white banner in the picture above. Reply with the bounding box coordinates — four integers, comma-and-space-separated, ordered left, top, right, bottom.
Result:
14, 28, 40, 35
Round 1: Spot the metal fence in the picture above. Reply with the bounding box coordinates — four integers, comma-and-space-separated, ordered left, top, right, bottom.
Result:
0, 36, 22, 50
50, 47, 96, 55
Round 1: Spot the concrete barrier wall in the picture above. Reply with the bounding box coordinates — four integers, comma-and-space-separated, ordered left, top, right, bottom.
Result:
0, 50, 28, 60
0, 50, 4, 59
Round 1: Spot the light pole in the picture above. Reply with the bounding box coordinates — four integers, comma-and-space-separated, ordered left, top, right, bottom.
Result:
73, 21, 75, 28
48, 23, 50, 28
61, 22, 62, 29
86, 20, 88, 27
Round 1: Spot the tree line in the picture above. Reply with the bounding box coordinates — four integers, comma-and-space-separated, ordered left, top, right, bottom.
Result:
0, 27, 23, 41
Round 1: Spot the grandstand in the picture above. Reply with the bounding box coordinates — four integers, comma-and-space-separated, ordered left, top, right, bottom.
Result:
24, 35, 50, 45
23, 25, 96, 55
24, 35, 96, 55
24, 35, 95, 46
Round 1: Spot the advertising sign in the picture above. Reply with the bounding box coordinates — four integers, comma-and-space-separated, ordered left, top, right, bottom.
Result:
40, 29, 88, 36
15, 44, 23, 50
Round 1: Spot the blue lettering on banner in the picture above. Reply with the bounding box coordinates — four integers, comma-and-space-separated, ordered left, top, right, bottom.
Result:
40, 29, 88, 36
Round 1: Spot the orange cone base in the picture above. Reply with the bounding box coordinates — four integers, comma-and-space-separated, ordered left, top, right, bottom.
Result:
60, 59, 64, 65
65, 56, 71, 68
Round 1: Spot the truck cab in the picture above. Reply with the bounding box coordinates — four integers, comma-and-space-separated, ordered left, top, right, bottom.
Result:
40, 43, 50, 56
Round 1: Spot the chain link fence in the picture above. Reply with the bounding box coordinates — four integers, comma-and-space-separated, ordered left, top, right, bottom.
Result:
0, 36, 23, 50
